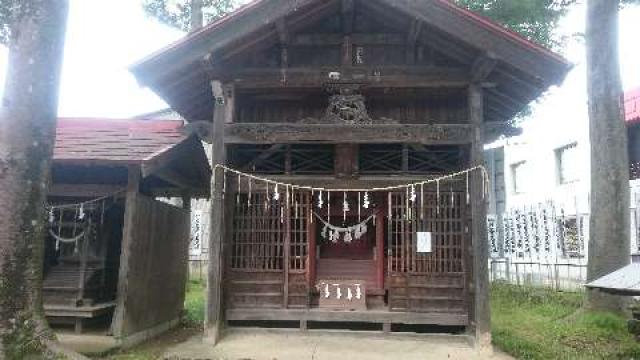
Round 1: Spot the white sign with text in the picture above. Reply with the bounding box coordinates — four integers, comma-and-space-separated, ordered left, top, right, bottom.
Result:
417, 232, 432, 253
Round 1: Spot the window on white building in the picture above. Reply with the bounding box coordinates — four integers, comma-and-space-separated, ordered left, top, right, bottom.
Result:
556, 143, 579, 185
510, 161, 527, 194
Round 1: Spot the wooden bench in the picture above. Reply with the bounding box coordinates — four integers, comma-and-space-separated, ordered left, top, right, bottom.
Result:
45, 302, 116, 334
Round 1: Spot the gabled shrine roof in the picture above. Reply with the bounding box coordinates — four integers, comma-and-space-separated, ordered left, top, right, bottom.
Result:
135, 0, 567, 73
53, 118, 211, 196
131, 0, 572, 126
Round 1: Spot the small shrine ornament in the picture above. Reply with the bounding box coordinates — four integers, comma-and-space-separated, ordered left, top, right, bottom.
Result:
363, 191, 370, 209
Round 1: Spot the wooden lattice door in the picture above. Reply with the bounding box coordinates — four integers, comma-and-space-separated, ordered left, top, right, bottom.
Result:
387, 190, 468, 315
228, 191, 311, 309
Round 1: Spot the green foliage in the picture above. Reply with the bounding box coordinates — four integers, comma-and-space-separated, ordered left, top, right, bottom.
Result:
142, 0, 235, 32
183, 279, 205, 326
491, 282, 640, 359
0, 0, 13, 45
2, 314, 46, 359
453, 0, 577, 50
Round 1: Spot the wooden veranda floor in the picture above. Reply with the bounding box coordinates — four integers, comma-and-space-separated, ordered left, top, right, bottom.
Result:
227, 308, 468, 328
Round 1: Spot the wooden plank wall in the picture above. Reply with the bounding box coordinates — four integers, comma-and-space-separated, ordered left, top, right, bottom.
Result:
116, 195, 190, 336
236, 95, 467, 125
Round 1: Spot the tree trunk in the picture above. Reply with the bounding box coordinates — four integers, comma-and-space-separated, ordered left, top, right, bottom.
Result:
0, 1, 84, 359
586, 0, 630, 313
191, 0, 204, 31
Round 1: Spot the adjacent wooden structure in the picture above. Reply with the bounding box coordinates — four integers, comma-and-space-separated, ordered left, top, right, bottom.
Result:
131, 0, 570, 349
45, 119, 210, 343
625, 89, 640, 179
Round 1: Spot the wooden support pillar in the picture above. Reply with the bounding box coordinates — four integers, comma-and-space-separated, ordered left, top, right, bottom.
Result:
342, 35, 353, 66
111, 165, 140, 337
401, 144, 409, 174
283, 188, 291, 308
182, 193, 192, 296
376, 209, 385, 290
206, 81, 233, 344
182, 194, 191, 211
469, 84, 491, 352
307, 211, 317, 289
276, 19, 289, 84
406, 19, 421, 65
342, 0, 354, 66
382, 322, 391, 334
77, 218, 90, 305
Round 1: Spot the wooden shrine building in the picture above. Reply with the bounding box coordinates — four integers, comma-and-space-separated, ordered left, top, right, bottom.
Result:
131, 0, 571, 347
45, 118, 209, 345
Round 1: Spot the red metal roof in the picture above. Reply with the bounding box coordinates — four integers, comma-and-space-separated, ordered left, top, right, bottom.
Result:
54, 118, 186, 164
626, 89, 640, 124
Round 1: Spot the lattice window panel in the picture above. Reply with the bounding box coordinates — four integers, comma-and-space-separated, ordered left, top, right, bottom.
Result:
229, 145, 287, 174
290, 145, 334, 174
388, 191, 466, 274
359, 144, 403, 174
408, 146, 464, 174
360, 144, 464, 175
231, 193, 284, 270
229, 144, 334, 175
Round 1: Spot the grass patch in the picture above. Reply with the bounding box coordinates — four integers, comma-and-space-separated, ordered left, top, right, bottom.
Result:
491, 282, 640, 359
184, 279, 206, 327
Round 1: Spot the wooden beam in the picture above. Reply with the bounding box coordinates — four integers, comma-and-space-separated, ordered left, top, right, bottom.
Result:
343, 35, 353, 66
235, 175, 469, 192
48, 184, 125, 198
225, 66, 470, 89
407, 18, 422, 44
226, 308, 469, 326
276, 18, 289, 45
141, 140, 192, 179
205, 80, 232, 344
291, 33, 406, 46
375, 209, 385, 290
471, 54, 498, 83
359, 0, 475, 65
486, 88, 524, 111
153, 168, 202, 191
283, 187, 291, 307
276, 19, 290, 71
111, 165, 141, 337
406, 19, 422, 65
225, 123, 473, 145
342, 0, 354, 34
468, 84, 491, 351
216, 0, 340, 63
307, 214, 317, 288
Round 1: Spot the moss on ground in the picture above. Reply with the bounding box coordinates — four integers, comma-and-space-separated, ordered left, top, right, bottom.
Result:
491, 282, 640, 359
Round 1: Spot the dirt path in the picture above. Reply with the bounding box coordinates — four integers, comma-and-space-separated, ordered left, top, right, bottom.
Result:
163, 329, 513, 360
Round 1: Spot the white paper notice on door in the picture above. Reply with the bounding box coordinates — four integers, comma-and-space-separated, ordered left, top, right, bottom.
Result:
417, 232, 432, 253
